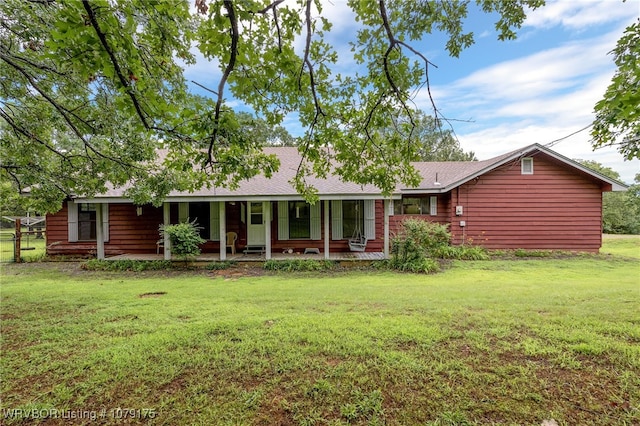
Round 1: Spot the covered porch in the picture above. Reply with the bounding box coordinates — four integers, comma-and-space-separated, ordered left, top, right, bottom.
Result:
93, 198, 394, 261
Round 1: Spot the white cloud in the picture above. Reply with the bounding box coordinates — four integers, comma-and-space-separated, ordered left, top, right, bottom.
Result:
458, 123, 639, 184
524, 0, 639, 30
419, 23, 639, 183
430, 32, 615, 111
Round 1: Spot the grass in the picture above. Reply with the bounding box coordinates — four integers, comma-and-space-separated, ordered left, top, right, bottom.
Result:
601, 234, 640, 259
0, 238, 639, 425
0, 229, 46, 263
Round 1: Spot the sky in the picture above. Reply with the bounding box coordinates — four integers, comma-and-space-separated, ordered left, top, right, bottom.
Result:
185, 0, 640, 184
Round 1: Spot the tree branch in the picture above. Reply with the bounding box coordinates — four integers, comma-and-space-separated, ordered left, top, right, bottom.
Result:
207, 0, 239, 166
82, 0, 150, 129
299, 0, 324, 127
0, 107, 70, 162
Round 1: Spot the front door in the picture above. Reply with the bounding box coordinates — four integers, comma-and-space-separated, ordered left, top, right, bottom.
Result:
247, 202, 266, 246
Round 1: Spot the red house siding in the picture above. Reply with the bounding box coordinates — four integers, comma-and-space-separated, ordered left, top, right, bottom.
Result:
448, 155, 604, 251
47, 200, 386, 257
271, 200, 384, 253
47, 203, 164, 256
389, 194, 450, 236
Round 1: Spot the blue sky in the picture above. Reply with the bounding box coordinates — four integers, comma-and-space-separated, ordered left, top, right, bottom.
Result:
185, 0, 639, 184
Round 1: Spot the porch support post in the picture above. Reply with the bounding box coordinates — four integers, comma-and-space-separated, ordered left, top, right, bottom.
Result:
163, 202, 171, 260
219, 202, 227, 261
384, 198, 390, 259
324, 200, 330, 259
264, 201, 271, 259
95, 204, 105, 260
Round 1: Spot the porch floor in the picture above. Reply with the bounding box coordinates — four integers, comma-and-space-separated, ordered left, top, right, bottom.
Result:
106, 251, 386, 262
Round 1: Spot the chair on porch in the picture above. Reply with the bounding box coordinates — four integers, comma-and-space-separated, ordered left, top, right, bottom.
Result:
226, 232, 238, 255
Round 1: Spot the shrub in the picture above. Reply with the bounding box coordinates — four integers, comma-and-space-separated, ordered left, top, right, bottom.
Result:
83, 259, 173, 271
388, 219, 450, 273
159, 220, 205, 262
431, 245, 489, 260
263, 259, 337, 272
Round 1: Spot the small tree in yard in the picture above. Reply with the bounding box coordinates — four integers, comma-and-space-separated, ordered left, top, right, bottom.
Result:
159, 220, 205, 264
388, 218, 489, 273
389, 219, 450, 273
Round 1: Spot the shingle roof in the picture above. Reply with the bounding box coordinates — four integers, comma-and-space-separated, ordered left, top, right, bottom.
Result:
171, 147, 383, 198
86, 143, 626, 201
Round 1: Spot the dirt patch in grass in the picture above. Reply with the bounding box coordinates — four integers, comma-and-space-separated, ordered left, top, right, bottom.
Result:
210, 266, 267, 280
139, 291, 167, 298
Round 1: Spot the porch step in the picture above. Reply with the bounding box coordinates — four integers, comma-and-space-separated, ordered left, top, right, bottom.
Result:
243, 245, 266, 254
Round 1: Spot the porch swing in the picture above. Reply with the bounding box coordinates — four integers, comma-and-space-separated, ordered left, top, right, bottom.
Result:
348, 203, 367, 252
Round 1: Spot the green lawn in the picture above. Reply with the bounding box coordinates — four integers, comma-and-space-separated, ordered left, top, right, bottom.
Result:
0, 229, 46, 263
1, 241, 639, 425
601, 234, 640, 259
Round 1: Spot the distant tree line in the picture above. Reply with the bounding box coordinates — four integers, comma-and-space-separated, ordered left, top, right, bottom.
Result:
578, 160, 640, 234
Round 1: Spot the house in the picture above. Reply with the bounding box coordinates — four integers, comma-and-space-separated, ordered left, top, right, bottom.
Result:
45, 144, 626, 259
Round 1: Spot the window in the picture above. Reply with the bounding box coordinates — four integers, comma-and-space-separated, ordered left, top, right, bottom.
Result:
430, 196, 438, 216
189, 202, 211, 239
394, 197, 431, 215
331, 200, 374, 241
521, 157, 534, 174
289, 201, 310, 239
78, 203, 96, 241
342, 200, 364, 238
68, 202, 109, 243
250, 202, 263, 225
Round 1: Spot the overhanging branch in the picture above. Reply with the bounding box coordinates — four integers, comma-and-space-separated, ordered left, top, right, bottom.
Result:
207, 0, 239, 166
82, 0, 150, 130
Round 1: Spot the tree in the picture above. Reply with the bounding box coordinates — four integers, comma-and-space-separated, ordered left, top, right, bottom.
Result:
406, 111, 476, 161
591, 19, 640, 160
578, 160, 639, 234
236, 112, 299, 147
1, 0, 544, 212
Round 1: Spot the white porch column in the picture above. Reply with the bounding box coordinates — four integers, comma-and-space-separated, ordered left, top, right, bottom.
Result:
384, 198, 390, 259
95, 204, 105, 260
324, 200, 330, 259
264, 201, 271, 259
219, 202, 227, 261
163, 202, 171, 260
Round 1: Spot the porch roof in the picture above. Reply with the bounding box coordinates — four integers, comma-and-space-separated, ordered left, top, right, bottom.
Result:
83, 147, 397, 203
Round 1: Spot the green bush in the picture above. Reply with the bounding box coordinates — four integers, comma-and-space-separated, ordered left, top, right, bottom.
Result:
159, 220, 205, 262
83, 259, 173, 271
263, 259, 337, 272
431, 245, 489, 260
388, 219, 450, 273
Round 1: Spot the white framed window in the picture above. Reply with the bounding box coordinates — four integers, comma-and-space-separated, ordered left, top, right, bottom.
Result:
395, 197, 431, 215
289, 201, 311, 239
331, 200, 375, 241
78, 203, 97, 241
521, 157, 534, 175
278, 201, 321, 240
67, 201, 109, 243
430, 196, 437, 216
